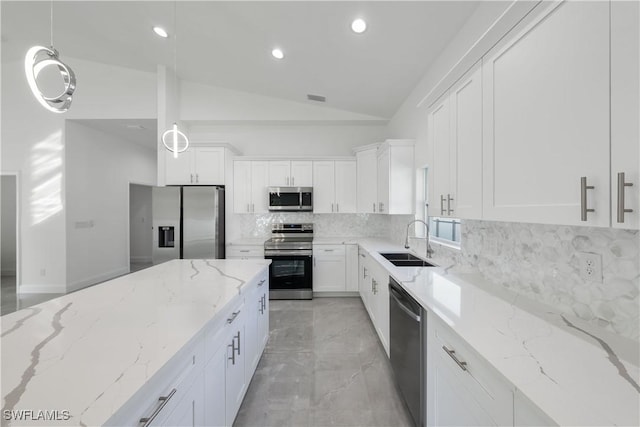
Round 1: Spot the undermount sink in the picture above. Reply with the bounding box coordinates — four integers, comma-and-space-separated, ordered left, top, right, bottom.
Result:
379, 252, 437, 267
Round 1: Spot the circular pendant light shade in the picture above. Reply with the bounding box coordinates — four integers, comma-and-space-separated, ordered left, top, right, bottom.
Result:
162, 123, 190, 159
25, 46, 76, 113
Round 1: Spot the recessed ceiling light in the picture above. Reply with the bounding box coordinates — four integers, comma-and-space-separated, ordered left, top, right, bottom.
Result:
351, 18, 367, 34
271, 48, 285, 60
153, 26, 168, 38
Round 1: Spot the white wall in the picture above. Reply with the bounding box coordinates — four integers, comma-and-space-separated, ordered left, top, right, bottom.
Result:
1, 175, 17, 276
65, 121, 156, 292
1, 57, 157, 292
190, 124, 387, 157
129, 184, 153, 264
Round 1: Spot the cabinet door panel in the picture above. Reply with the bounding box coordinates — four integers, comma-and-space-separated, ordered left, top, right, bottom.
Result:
313, 251, 346, 292
312, 161, 336, 213
483, 1, 609, 226
335, 161, 357, 213
268, 161, 290, 187
429, 96, 451, 217
250, 161, 269, 214
291, 161, 313, 187
377, 149, 390, 213
225, 324, 246, 426
356, 149, 378, 213
611, 0, 639, 230
165, 150, 193, 185
233, 161, 252, 214
159, 374, 204, 427
195, 147, 225, 185
452, 64, 483, 219
204, 346, 226, 427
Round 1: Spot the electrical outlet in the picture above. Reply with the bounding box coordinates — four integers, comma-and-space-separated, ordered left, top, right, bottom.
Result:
578, 252, 602, 283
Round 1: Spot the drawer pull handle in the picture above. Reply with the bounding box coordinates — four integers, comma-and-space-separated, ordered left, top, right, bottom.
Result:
228, 342, 236, 365
324, 249, 335, 252
235, 331, 241, 356
240, 250, 250, 253
617, 172, 634, 223
580, 177, 595, 221
227, 310, 241, 324
443, 345, 467, 371
139, 388, 177, 426
258, 279, 266, 286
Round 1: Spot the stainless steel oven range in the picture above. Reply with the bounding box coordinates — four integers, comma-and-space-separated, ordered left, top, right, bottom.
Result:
264, 223, 313, 300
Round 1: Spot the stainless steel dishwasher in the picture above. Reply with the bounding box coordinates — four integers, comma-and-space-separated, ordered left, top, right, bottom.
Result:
389, 277, 424, 427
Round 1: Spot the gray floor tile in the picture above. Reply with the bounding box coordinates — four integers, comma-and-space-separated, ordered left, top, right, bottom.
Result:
234, 297, 414, 427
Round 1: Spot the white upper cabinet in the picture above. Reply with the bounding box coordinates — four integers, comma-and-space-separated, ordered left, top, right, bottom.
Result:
268, 160, 312, 187
611, 0, 639, 230
355, 146, 379, 213
428, 94, 453, 217
451, 64, 483, 219
482, 1, 610, 227
233, 160, 269, 213
377, 140, 415, 215
166, 147, 225, 185
312, 160, 356, 213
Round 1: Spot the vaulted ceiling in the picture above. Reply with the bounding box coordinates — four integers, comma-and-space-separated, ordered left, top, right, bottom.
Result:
2, 1, 480, 119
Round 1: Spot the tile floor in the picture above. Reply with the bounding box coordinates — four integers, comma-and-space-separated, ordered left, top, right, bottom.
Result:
234, 298, 414, 427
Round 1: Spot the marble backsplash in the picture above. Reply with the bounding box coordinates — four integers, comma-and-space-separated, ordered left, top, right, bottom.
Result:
229, 212, 391, 240
396, 217, 640, 341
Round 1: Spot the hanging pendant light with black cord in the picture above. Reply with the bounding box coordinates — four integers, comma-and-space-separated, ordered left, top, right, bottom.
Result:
162, 1, 189, 159
24, 0, 76, 113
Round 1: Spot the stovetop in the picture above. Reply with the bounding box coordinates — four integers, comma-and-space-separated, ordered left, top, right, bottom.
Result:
264, 223, 314, 251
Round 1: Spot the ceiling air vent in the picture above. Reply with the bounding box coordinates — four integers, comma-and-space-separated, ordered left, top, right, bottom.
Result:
307, 94, 326, 102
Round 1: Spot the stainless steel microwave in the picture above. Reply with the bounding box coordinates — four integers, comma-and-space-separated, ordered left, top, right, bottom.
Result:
268, 187, 313, 211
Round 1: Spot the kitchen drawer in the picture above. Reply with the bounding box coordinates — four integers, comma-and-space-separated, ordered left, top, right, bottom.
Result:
204, 296, 245, 363
313, 244, 346, 255
431, 316, 513, 426
226, 245, 264, 259
106, 335, 205, 426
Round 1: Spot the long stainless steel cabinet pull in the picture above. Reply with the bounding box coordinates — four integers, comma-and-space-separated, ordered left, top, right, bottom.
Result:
258, 279, 266, 286
235, 331, 241, 356
373, 202, 376, 212
292, 176, 295, 186
240, 250, 250, 253
447, 194, 454, 215
442, 345, 467, 371
617, 172, 634, 223
196, 173, 199, 183
440, 194, 446, 215
190, 174, 193, 183
227, 310, 241, 324
247, 204, 250, 213
336, 203, 339, 213
139, 388, 177, 426
580, 177, 595, 221
228, 341, 236, 365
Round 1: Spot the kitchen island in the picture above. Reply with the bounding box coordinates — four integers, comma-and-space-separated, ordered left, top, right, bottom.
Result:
1, 259, 270, 426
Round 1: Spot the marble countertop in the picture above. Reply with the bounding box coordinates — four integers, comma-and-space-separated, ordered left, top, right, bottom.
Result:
312, 237, 362, 245
0, 259, 270, 426
357, 238, 639, 427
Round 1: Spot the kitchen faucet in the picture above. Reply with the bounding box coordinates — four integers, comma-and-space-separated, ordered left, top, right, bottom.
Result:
404, 219, 434, 259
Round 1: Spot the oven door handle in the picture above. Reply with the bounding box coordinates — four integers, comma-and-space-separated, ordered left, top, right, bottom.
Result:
264, 250, 313, 257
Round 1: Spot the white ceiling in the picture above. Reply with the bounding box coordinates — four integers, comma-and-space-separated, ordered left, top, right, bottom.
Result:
73, 119, 158, 149
2, 1, 481, 119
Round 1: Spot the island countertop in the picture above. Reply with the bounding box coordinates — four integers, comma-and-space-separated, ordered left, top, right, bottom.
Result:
1, 259, 270, 426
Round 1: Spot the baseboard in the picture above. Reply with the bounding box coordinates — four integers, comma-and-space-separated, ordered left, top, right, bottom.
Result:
67, 267, 130, 293
19, 284, 66, 294
313, 291, 360, 298
130, 256, 152, 263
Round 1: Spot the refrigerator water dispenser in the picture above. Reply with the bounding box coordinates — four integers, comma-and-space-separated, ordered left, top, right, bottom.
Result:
159, 226, 175, 248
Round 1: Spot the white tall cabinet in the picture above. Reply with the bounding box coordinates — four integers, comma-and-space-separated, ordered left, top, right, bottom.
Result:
355, 145, 379, 213
482, 1, 610, 227
428, 62, 482, 219
376, 140, 414, 215
611, 0, 639, 230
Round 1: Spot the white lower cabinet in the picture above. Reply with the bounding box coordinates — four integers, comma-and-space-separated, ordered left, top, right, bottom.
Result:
107, 272, 269, 427
427, 312, 513, 427
313, 244, 347, 292
357, 249, 389, 356
345, 244, 359, 292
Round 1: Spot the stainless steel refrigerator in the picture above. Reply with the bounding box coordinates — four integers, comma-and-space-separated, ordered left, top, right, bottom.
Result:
151, 186, 225, 264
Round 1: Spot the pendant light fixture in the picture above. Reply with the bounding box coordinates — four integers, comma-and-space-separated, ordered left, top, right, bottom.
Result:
161, 1, 189, 158
24, 1, 76, 113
